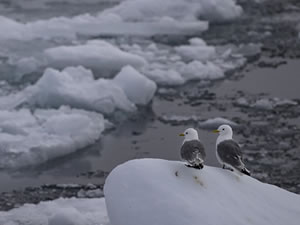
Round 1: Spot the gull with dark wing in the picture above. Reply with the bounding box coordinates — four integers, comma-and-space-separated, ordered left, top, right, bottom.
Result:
179, 128, 206, 169
214, 124, 250, 176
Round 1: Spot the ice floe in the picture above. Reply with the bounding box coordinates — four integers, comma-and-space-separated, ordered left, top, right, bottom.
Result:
26, 66, 136, 114
0, 106, 105, 168
43, 40, 146, 76
198, 117, 238, 129
113, 65, 157, 105
0, 66, 158, 114
0, 198, 110, 225
104, 0, 243, 22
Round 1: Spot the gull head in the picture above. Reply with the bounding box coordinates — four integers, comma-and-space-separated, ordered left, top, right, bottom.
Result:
213, 124, 233, 138
179, 128, 199, 142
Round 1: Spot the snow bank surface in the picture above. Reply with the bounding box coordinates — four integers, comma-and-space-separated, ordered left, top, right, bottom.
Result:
0, 198, 110, 225
105, 159, 300, 225
0, 106, 105, 168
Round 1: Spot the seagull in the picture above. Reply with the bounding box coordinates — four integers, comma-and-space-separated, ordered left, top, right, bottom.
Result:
213, 124, 250, 176
179, 128, 206, 169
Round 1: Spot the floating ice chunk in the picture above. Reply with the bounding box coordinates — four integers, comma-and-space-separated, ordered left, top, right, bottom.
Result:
0, 66, 140, 114
113, 65, 157, 105
252, 99, 274, 110
105, 159, 300, 225
15, 57, 43, 79
273, 98, 298, 107
198, 117, 238, 129
0, 198, 110, 225
0, 15, 76, 41
180, 61, 224, 81
145, 69, 185, 86
77, 189, 104, 198
188, 37, 207, 46
236, 43, 262, 58
159, 115, 201, 123
235, 97, 250, 107
175, 40, 216, 62
104, 0, 242, 22
0, 16, 28, 41
28, 66, 136, 114
0, 106, 105, 169
44, 40, 146, 77
0, 12, 208, 42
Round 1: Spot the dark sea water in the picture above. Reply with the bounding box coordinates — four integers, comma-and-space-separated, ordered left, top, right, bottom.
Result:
1, 59, 299, 193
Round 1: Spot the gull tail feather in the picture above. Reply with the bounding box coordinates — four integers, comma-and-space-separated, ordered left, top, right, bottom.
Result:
241, 167, 251, 176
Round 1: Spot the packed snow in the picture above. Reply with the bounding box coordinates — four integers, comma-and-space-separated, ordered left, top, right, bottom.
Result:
0, 106, 105, 169
0, 198, 110, 225
104, 159, 300, 225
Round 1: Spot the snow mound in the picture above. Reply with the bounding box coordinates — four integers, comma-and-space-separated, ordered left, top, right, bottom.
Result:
0, 106, 105, 169
198, 117, 238, 129
0, 198, 110, 225
113, 65, 157, 105
104, 159, 300, 225
44, 41, 146, 77
104, 0, 243, 22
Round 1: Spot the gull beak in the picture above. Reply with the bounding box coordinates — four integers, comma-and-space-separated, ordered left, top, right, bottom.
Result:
179, 133, 185, 136
213, 130, 219, 133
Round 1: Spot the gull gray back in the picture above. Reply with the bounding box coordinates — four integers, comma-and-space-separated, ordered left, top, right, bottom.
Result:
180, 140, 206, 165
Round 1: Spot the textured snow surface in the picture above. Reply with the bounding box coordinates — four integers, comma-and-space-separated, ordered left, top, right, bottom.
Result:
104, 159, 300, 225
0, 198, 110, 225
0, 106, 105, 168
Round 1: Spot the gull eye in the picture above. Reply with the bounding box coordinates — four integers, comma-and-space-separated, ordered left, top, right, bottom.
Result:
222, 128, 225, 131
186, 132, 188, 135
